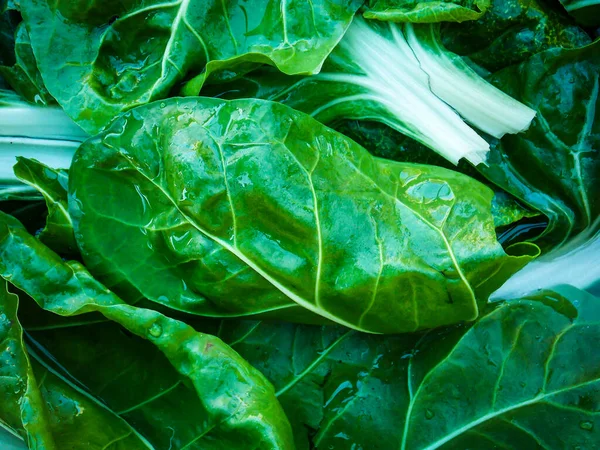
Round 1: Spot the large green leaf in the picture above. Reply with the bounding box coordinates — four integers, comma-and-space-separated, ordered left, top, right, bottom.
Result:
205, 285, 600, 449
441, 0, 591, 72
21, 0, 361, 134
480, 42, 600, 248
0, 211, 294, 449
363, 0, 490, 23
69, 97, 535, 333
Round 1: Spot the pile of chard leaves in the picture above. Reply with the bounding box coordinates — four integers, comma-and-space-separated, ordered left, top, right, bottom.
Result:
0, 0, 598, 448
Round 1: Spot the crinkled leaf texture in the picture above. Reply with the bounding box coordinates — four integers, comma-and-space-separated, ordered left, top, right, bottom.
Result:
0, 211, 294, 449
363, 0, 490, 23
68, 97, 535, 334
201, 285, 600, 449
21, 0, 361, 133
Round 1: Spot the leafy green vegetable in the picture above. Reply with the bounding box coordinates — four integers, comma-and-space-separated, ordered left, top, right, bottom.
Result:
0, 2, 598, 448
21, 0, 362, 134
194, 18, 536, 165
197, 285, 600, 449
441, 0, 591, 71
0, 211, 295, 449
363, 0, 490, 23
70, 96, 535, 333
479, 42, 600, 247
0, 281, 55, 449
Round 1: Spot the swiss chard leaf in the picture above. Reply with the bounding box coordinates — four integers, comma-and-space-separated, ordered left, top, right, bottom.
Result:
21, 0, 362, 134
69, 97, 536, 333
441, 0, 591, 72
363, 0, 490, 23
480, 42, 600, 248
0, 211, 295, 449
0, 281, 56, 449
206, 285, 600, 449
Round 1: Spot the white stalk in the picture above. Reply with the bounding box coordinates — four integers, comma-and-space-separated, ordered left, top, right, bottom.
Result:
405, 24, 536, 139
0, 99, 87, 183
337, 18, 490, 165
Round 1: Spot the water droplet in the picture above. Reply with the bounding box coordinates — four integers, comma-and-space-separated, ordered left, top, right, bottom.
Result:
160, 102, 166, 108
519, 381, 527, 388
580, 421, 593, 431
425, 409, 435, 420
148, 323, 163, 338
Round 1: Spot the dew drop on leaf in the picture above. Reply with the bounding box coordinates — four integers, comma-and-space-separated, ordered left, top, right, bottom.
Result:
148, 322, 163, 338
579, 421, 593, 431
425, 409, 435, 420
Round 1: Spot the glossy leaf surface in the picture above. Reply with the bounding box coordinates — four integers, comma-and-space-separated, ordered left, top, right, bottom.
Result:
0, 281, 55, 449
70, 97, 534, 333
205, 286, 600, 449
0, 211, 294, 449
21, 0, 361, 133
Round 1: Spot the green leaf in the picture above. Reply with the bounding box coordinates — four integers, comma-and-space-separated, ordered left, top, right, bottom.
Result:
21, 0, 362, 133
12, 158, 76, 254
207, 285, 600, 449
17, 298, 272, 450
69, 97, 535, 333
0, 281, 56, 449
441, 0, 591, 72
480, 42, 600, 248
0, 211, 295, 449
363, 0, 490, 23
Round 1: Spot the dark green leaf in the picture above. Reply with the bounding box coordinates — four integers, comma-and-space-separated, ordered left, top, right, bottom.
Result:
21, 0, 362, 133
441, 0, 591, 72
0, 211, 295, 449
481, 42, 600, 248
206, 286, 600, 449
0, 281, 56, 449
